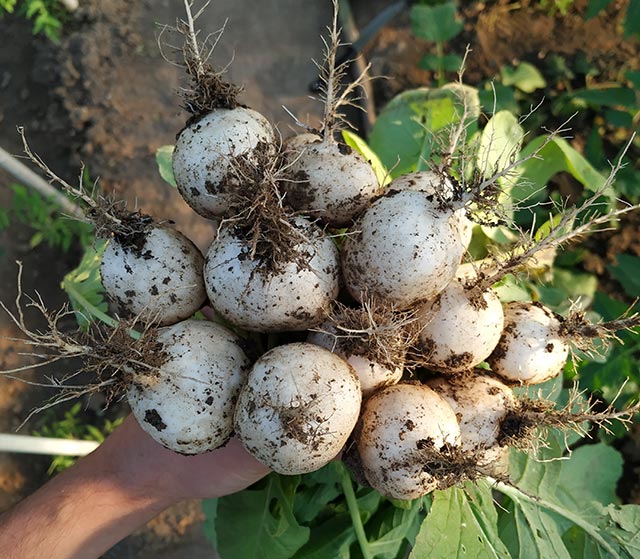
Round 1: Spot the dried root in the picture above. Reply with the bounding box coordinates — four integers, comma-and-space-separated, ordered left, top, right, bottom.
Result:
314, 297, 421, 373
498, 383, 640, 453
215, 139, 314, 273
19, 128, 161, 247
0, 264, 166, 427
159, 0, 241, 117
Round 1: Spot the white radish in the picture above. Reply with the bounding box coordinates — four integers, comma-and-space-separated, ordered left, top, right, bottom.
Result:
234, 343, 362, 474
128, 319, 250, 454
488, 301, 569, 385
428, 374, 515, 469
342, 190, 469, 308
100, 225, 206, 326
203, 217, 339, 332
284, 134, 380, 226
357, 383, 461, 500
415, 277, 504, 372
389, 171, 473, 249
172, 108, 275, 218
308, 322, 403, 396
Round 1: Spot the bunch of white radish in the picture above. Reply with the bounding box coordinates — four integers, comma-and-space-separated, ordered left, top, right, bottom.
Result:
6, 0, 640, 505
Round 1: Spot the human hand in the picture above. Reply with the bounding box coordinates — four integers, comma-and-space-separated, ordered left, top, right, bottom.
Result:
99, 414, 270, 505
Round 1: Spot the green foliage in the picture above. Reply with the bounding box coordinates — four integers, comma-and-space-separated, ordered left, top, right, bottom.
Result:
411, 481, 510, 558
32, 402, 124, 474
410, 1, 463, 85
205, 463, 425, 559
199, 4, 640, 556
368, 84, 480, 178
155, 145, 177, 188
342, 131, 390, 186
0, 0, 67, 41
0, 183, 93, 251
60, 240, 109, 330
500, 63, 547, 94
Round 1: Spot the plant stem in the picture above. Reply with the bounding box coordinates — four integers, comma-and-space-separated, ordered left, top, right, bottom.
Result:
339, 463, 373, 559
63, 281, 142, 340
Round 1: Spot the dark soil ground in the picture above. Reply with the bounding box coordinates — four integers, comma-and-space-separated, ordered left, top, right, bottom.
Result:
0, 0, 638, 557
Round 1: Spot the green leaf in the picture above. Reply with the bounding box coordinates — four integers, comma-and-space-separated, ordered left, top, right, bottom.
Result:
476, 110, 524, 179
341, 131, 390, 186
155, 145, 177, 187
501, 63, 546, 93
369, 85, 480, 178
419, 53, 463, 72
626, 70, 640, 91
511, 136, 607, 207
364, 498, 426, 559
564, 87, 637, 109
214, 474, 310, 559
608, 254, 640, 297
623, 0, 640, 37
604, 109, 634, 128
586, 0, 613, 19
60, 240, 109, 330
202, 499, 219, 550
410, 2, 463, 43
411, 481, 511, 559
293, 463, 343, 524
495, 441, 636, 559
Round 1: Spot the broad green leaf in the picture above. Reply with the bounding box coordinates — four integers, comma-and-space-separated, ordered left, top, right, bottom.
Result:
342, 131, 390, 186
476, 110, 524, 179
626, 70, 640, 90
365, 498, 426, 559
155, 144, 177, 187
608, 254, 640, 297
214, 474, 310, 559
294, 463, 343, 524
501, 63, 546, 93
564, 87, 637, 109
624, 0, 640, 37
604, 504, 640, 553
411, 481, 510, 559
604, 109, 634, 129
202, 499, 219, 550
478, 83, 520, 115
369, 85, 479, 178
293, 488, 381, 559
61, 240, 108, 330
549, 268, 598, 305
419, 53, 463, 73
293, 513, 354, 559
410, 2, 463, 43
586, 0, 613, 19
496, 442, 634, 559
493, 274, 532, 302
511, 136, 607, 206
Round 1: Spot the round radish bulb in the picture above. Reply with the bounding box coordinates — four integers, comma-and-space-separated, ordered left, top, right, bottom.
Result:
389, 171, 473, 249
234, 343, 362, 474
428, 374, 515, 469
284, 135, 380, 226
204, 217, 339, 332
358, 383, 461, 500
128, 320, 250, 454
415, 278, 503, 372
308, 323, 403, 396
488, 301, 569, 385
342, 190, 469, 308
100, 225, 206, 326
172, 107, 275, 218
